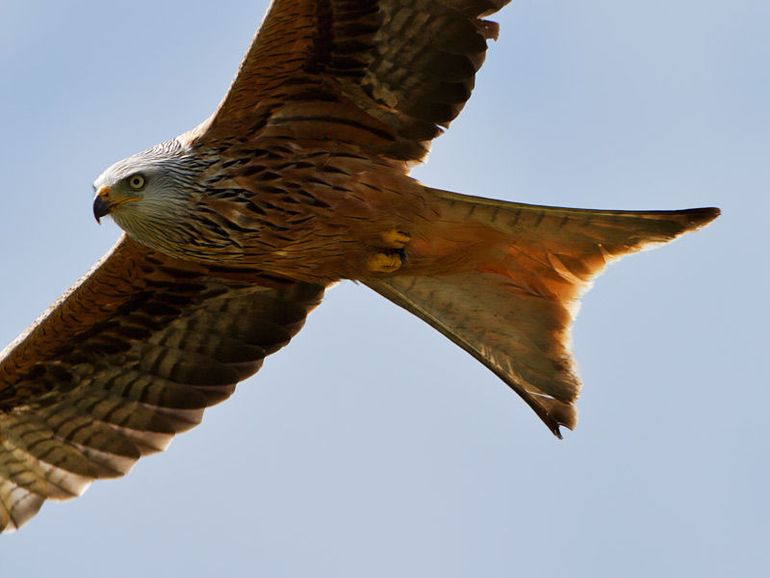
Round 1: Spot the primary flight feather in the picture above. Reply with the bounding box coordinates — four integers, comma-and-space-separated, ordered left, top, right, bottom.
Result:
0, 0, 718, 532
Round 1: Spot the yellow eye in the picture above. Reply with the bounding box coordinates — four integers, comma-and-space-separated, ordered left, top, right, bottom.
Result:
128, 174, 146, 191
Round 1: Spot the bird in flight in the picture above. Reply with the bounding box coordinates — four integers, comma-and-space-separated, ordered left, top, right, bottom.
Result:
0, 0, 718, 532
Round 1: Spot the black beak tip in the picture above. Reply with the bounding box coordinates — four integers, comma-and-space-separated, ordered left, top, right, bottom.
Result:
93, 196, 110, 224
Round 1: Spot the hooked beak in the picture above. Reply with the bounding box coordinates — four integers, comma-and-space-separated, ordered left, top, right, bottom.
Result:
92, 185, 140, 223
93, 186, 113, 224
94, 185, 129, 225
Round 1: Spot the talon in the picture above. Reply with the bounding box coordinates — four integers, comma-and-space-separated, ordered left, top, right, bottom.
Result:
380, 229, 411, 249
367, 252, 403, 273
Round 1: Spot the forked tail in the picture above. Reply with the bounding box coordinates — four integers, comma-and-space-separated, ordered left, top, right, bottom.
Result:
365, 188, 719, 437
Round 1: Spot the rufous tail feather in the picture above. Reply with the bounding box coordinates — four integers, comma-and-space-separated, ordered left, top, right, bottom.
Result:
365, 188, 719, 437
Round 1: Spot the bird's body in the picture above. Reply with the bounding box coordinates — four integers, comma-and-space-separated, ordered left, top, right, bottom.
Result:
101, 137, 433, 283
0, 0, 718, 532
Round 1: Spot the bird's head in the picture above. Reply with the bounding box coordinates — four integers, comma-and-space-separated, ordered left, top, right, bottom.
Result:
91, 140, 241, 262
92, 140, 196, 226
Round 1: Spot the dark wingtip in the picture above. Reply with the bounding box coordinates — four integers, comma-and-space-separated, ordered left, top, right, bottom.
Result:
544, 415, 573, 440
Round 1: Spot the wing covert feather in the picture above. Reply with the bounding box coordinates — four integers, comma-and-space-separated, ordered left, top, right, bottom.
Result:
0, 236, 325, 532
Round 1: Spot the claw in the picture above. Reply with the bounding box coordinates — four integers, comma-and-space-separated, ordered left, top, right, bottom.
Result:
380, 229, 411, 249
367, 252, 403, 273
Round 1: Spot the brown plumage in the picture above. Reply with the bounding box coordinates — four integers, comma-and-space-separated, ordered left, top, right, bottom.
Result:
0, 0, 718, 532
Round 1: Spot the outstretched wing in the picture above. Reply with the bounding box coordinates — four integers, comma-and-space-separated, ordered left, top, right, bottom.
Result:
192, 0, 510, 162
0, 236, 325, 532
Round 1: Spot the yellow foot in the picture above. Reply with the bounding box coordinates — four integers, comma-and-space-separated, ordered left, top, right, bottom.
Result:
367, 252, 403, 273
379, 229, 411, 249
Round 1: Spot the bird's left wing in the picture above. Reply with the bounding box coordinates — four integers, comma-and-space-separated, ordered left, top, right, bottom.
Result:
190, 0, 510, 163
0, 236, 325, 532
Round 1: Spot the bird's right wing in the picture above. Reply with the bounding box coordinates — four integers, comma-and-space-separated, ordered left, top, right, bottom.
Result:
0, 236, 325, 532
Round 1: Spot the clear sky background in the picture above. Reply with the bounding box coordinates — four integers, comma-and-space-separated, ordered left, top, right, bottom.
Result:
0, 1, 768, 577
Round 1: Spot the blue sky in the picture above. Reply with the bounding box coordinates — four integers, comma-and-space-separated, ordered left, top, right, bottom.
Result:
1, 1, 768, 576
